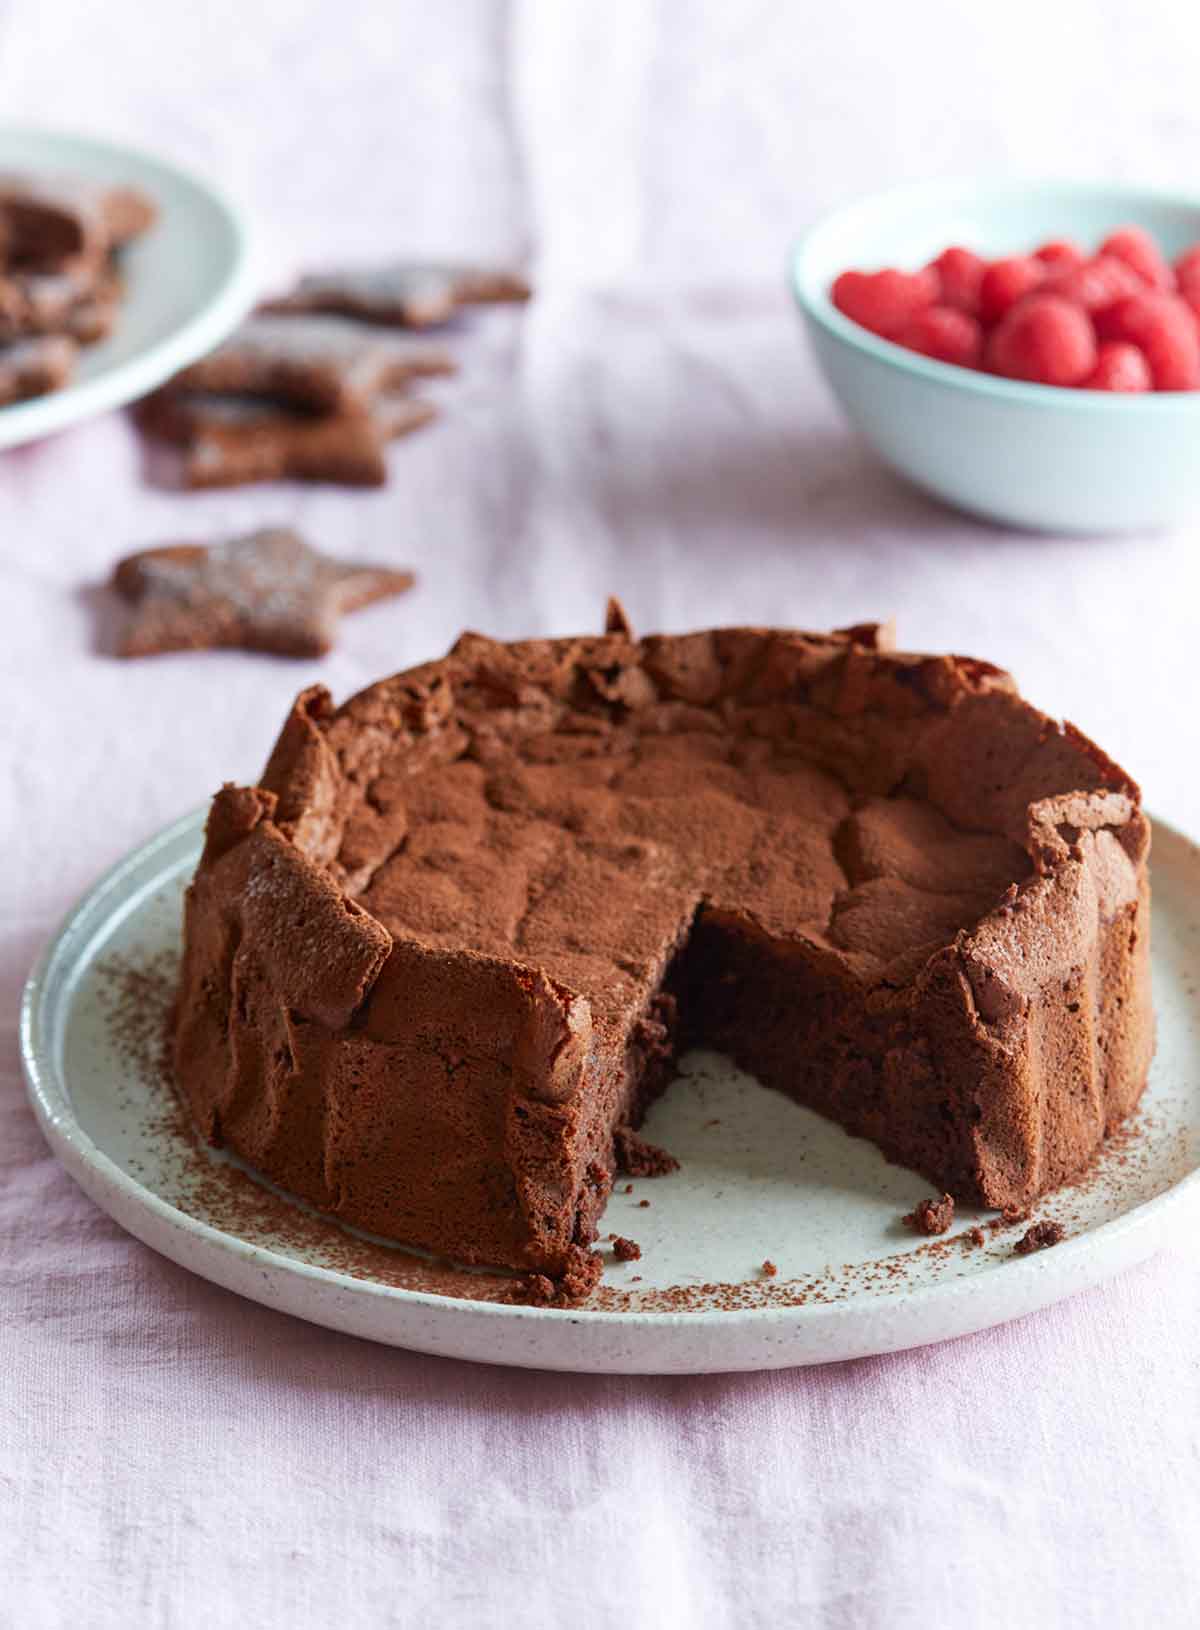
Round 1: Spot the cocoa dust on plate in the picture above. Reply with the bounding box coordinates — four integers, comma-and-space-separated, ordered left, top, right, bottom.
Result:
94, 951, 1162, 1316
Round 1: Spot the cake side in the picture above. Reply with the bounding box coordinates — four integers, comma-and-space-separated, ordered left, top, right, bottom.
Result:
172, 619, 1154, 1289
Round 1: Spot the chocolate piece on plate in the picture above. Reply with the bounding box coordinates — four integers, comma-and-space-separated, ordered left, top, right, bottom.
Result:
0, 333, 77, 404
0, 171, 155, 263
0, 256, 119, 343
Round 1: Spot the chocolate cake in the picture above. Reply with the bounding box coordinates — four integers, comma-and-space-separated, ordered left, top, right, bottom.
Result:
173, 615, 1153, 1301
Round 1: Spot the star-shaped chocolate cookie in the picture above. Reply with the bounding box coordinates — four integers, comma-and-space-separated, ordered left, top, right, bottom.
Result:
0, 170, 156, 263
0, 334, 77, 405
165, 314, 456, 413
136, 389, 437, 488
112, 528, 415, 658
0, 255, 120, 342
259, 260, 531, 328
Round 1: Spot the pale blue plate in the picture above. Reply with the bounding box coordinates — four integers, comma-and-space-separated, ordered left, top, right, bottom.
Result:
0, 126, 256, 450
792, 179, 1200, 533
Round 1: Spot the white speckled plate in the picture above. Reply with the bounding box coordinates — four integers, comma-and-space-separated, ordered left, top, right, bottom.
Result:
20, 810, 1200, 1374
0, 127, 255, 449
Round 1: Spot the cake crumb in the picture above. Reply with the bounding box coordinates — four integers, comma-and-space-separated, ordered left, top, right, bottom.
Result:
638, 1199, 650, 1208
903, 1193, 955, 1236
624, 1184, 634, 1195
967, 1226, 986, 1247
613, 1125, 680, 1178
1000, 1204, 1031, 1227
511, 1273, 557, 1306
1014, 1220, 1065, 1256
612, 1236, 641, 1262
510, 1244, 603, 1307
761, 1260, 778, 1278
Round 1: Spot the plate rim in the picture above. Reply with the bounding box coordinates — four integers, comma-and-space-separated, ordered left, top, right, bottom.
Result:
0, 122, 257, 449
19, 807, 1200, 1335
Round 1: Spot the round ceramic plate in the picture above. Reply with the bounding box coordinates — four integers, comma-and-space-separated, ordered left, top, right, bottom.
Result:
20, 811, 1200, 1374
0, 126, 255, 449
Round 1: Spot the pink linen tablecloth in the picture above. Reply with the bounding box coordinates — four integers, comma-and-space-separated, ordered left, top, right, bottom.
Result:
2, 4, 1199, 1625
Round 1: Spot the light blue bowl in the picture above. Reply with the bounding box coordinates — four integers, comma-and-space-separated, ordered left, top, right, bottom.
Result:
792, 179, 1200, 533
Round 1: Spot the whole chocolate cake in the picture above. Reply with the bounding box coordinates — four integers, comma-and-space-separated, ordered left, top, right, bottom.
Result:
174, 614, 1153, 1302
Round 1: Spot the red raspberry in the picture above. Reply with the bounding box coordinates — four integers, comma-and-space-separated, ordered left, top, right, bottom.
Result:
1042, 254, 1144, 315
985, 294, 1098, 386
1098, 225, 1174, 290
1034, 239, 1085, 271
1096, 292, 1200, 389
978, 256, 1047, 324
1081, 342, 1152, 392
1174, 244, 1200, 294
896, 305, 983, 368
830, 267, 938, 338
927, 246, 985, 313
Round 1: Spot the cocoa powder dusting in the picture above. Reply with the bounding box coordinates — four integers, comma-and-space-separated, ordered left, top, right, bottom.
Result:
92, 949, 1155, 1319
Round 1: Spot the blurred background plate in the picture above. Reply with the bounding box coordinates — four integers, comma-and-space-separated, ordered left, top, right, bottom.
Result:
0, 125, 255, 450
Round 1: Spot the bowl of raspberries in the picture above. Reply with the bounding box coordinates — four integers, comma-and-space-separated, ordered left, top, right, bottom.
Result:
792, 180, 1200, 532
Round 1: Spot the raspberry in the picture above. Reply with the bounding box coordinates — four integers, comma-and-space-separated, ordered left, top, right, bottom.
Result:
1081, 342, 1152, 392
1098, 225, 1174, 290
978, 256, 1047, 324
1174, 245, 1200, 294
927, 246, 985, 313
985, 294, 1098, 386
1042, 254, 1144, 315
830, 267, 938, 338
895, 305, 983, 368
1034, 239, 1085, 271
1095, 292, 1200, 389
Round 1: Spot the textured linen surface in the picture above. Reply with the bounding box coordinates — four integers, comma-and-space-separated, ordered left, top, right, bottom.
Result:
2, 4, 1199, 1627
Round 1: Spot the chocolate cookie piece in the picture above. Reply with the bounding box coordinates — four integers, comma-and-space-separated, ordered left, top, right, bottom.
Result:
0, 334, 77, 405
0, 256, 119, 343
165, 315, 457, 414
136, 389, 437, 489
64, 271, 123, 345
112, 528, 416, 658
0, 171, 155, 264
259, 261, 532, 328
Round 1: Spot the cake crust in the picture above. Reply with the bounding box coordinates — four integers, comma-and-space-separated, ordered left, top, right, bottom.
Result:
173, 617, 1154, 1296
